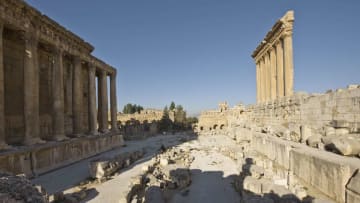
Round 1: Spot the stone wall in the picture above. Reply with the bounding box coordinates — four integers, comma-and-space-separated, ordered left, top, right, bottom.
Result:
0, 134, 124, 177
246, 85, 360, 135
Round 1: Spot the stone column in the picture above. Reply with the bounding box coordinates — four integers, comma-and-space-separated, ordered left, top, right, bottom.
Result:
52, 48, 68, 141
98, 70, 108, 133
256, 62, 260, 103
260, 58, 265, 103
73, 56, 82, 136
270, 47, 277, 100
0, 21, 9, 149
23, 31, 44, 145
265, 52, 271, 102
283, 34, 294, 96
88, 63, 98, 135
110, 71, 118, 132
276, 41, 284, 97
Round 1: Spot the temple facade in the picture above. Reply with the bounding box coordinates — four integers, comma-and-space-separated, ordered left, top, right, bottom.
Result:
252, 10, 294, 103
0, 0, 118, 149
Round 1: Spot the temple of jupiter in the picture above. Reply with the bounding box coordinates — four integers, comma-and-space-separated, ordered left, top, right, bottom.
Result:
252, 10, 294, 103
0, 0, 123, 176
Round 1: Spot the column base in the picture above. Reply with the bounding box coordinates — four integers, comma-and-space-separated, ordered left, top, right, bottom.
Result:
89, 131, 100, 136
53, 134, 69, 141
0, 142, 11, 150
111, 128, 119, 133
99, 129, 110, 134
23, 137, 46, 146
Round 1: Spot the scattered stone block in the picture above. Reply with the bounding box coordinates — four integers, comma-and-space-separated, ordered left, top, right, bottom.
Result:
306, 134, 322, 148
329, 138, 360, 156
300, 125, 312, 143
335, 128, 350, 136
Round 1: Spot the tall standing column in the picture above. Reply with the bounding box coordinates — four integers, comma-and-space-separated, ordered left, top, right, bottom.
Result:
110, 71, 118, 132
73, 56, 83, 136
283, 34, 294, 96
270, 47, 277, 100
0, 21, 9, 149
88, 63, 98, 135
276, 41, 284, 97
52, 48, 68, 141
23, 31, 44, 145
256, 62, 260, 103
98, 70, 108, 133
260, 58, 265, 103
265, 52, 271, 102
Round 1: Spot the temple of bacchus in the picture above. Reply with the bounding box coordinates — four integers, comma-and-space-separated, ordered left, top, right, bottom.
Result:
0, 0, 123, 176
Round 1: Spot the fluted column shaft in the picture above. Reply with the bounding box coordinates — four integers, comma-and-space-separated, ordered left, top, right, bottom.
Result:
260, 58, 265, 103
73, 56, 82, 135
270, 48, 277, 100
256, 62, 259, 103
265, 53, 271, 102
110, 72, 118, 132
52, 48, 67, 140
276, 41, 284, 97
0, 21, 9, 148
88, 63, 97, 135
98, 70, 108, 132
23, 31, 43, 145
283, 34, 294, 96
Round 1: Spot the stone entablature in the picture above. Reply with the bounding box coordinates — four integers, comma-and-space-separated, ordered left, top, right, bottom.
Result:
252, 10, 294, 103
0, 0, 119, 149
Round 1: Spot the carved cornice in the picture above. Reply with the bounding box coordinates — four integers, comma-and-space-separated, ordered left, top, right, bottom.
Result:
252, 10, 294, 63
0, 0, 117, 74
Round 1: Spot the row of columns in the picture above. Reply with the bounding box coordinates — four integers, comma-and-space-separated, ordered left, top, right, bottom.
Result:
0, 22, 119, 148
256, 34, 294, 103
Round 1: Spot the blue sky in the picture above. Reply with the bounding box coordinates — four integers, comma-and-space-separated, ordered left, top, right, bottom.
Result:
26, 0, 360, 116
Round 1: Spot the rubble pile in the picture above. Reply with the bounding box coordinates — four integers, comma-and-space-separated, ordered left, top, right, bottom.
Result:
127, 146, 194, 203
89, 149, 145, 180
0, 172, 48, 203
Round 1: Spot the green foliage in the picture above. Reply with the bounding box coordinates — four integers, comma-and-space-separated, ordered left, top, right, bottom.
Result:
159, 105, 173, 131
169, 101, 176, 111
122, 103, 144, 114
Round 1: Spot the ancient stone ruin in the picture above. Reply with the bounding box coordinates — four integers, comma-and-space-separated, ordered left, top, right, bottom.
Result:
0, 0, 123, 177
0, 2, 359, 203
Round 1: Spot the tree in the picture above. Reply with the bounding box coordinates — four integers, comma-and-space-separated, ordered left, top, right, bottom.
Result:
169, 101, 176, 111
122, 103, 144, 114
159, 106, 173, 131
175, 105, 183, 112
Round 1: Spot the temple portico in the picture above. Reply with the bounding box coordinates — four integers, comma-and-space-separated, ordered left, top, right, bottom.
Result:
0, 0, 118, 148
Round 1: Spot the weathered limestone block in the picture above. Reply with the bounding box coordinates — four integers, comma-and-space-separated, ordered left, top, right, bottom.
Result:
335, 128, 350, 136
89, 149, 144, 179
328, 137, 360, 156
300, 125, 312, 143
331, 120, 350, 128
306, 134, 322, 148
325, 126, 336, 137
290, 147, 360, 203
252, 133, 292, 170
346, 171, 360, 203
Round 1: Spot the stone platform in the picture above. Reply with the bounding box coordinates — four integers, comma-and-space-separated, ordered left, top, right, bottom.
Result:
0, 134, 124, 177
